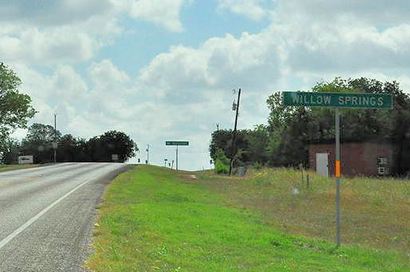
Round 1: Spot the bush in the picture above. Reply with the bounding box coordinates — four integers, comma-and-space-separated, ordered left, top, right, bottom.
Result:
253, 161, 263, 170
214, 148, 230, 174
215, 158, 229, 174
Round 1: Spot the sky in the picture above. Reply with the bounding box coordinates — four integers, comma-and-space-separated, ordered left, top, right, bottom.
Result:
2, 0, 410, 170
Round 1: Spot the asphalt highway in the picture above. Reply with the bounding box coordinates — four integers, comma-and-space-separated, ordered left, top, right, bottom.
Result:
0, 162, 127, 271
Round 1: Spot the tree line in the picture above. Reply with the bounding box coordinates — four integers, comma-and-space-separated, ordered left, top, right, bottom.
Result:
2, 123, 137, 164
0, 63, 137, 164
210, 78, 410, 176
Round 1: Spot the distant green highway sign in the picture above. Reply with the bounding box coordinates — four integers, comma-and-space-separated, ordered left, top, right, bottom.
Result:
166, 141, 189, 171
165, 141, 189, 146
283, 91, 393, 109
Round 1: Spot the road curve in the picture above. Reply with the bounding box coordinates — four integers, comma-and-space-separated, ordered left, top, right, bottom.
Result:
0, 162, 128, 271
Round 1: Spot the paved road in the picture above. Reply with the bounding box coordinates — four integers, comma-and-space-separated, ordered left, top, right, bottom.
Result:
0, 162, 127, 271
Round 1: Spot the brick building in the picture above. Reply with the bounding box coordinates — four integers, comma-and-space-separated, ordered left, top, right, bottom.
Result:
309, 142, 393, 177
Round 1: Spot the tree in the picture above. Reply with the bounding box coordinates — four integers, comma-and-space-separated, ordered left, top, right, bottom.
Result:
23, 123, 61, 143
57, 134, 79, 162
209, 130, 232, 161
244, 125, 269, 164
0, 138, 20, 164
88, 131, 137, 162
9, 121, 138, 164
73, 138, 92, 162
0, 63, 36, 160
21, 123, 61, 163
209, 127, 269, 168
209, 129, 249, 164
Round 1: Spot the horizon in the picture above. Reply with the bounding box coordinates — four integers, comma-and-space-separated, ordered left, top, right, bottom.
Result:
2, 0, 410, 170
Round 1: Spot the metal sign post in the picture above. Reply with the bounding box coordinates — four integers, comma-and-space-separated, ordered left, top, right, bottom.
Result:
283, 91, 393, 247
335, 108, 341, 247
165, 141, 189, 171
176, 145, 179, 171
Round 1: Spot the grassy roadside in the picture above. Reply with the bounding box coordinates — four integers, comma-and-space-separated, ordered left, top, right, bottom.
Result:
86, 166, 408, 271
0, 164, 38, 172
197, 168, 410, 253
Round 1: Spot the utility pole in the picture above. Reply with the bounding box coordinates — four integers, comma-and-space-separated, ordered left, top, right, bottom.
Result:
229, 88, 241, 176
53, 114, 57, 163
146, 144, 150, 164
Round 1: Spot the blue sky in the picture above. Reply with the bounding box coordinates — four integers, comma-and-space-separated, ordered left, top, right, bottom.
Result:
98, 1, 272, 74
1, 0, 410, 170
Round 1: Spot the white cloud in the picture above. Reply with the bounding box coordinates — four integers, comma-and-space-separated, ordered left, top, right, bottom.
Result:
0, 0, 189, 66
0, 26, 99, 65
116, 0, 190, 32
218, 0, 268, 21
0, 0, 114, 26
89, 60, 130, 89
275, 0, 410, 27
139, 31, 281, 102
263, 0, 410, 77
0, 0, 189, 32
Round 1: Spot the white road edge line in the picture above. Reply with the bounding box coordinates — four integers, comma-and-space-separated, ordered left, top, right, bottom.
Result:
0, 177, 94, 251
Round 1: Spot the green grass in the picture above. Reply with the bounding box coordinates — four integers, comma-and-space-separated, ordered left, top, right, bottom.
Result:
87, 166, 409, 271
197, 168, 410, 253
0, 164, 38, 172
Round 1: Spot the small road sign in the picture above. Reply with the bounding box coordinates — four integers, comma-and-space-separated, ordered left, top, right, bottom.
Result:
111, 154, 119, 162
283, 91, 393, 109
18, 155, 34, 164
165, 141, 189, 170
165, 141, 189, 146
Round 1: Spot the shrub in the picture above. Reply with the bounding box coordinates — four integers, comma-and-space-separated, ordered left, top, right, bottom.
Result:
214, 148, 230, 174
253, 161, 263, 170
215, 158, 229, 174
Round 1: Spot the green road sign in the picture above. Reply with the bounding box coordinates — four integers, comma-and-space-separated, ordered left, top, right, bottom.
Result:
283, 90, 393, 247
283, 91, 393, 109
166, 141, 189, 171
165, 141, 189, 146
